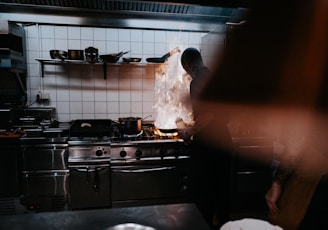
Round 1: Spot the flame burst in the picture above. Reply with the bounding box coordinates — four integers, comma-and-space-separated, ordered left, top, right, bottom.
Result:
153, 53, 194, 129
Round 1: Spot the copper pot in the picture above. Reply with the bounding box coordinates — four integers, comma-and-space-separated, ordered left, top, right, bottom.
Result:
68, 49, 84, 60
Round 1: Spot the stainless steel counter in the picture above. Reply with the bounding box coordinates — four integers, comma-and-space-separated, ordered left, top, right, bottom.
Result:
0, 203, 210, 230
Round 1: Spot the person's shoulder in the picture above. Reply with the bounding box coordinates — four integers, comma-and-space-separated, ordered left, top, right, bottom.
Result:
198, 66, 210, 75
201, 66, 210, 71
201, 66, 212, 78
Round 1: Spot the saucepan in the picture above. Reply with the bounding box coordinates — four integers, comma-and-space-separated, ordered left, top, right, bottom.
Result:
68, 49, 84, 60
118, 117, 142, 135
116, 115, 152, 135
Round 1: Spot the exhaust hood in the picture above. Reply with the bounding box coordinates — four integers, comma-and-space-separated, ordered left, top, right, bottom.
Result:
0, 0, 249, 32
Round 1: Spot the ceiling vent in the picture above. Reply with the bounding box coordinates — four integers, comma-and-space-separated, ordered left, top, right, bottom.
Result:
0, 0, 248, 31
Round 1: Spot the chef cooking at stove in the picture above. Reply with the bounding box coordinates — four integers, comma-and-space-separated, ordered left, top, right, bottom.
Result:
178, 47, 233, 228
177, 48, 214, 142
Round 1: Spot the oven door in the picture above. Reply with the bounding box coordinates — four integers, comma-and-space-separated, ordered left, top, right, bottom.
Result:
21, 144, 68, 171
111, 157, 190, 208
69, 162, 110, 210
20, 170, 69, 212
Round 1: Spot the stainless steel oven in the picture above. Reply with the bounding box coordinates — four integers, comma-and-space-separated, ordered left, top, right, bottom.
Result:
19, 137, 69, 212
110, 140, 191, 208
68, 119, 112, 210
68, 144, 111, 210
67, 119, 192, 209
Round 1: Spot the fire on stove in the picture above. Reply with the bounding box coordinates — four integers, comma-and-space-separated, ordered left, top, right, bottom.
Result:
153, 48, 194, 131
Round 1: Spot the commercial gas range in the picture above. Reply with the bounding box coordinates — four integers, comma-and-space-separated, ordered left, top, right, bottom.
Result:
68, 119, 191, 209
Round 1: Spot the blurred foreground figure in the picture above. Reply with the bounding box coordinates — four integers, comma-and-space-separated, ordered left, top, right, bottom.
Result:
196, 0, 328, 229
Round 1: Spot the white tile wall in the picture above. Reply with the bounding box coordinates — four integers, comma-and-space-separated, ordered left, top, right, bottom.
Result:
200, 31, 226, 70
24, 24, 206, 122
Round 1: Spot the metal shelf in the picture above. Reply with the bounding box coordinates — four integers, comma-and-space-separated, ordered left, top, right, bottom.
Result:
35, 59, 163, 79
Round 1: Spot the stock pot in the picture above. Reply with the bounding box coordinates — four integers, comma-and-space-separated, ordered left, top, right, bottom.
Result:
118, 117, 142, 135
68, 49, 84, 60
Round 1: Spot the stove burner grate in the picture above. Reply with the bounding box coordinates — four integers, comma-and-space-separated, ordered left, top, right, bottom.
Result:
122, 130, 143, 139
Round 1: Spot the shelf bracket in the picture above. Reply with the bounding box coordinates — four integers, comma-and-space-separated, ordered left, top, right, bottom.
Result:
40, 61, 44, 78
103, 63, 107, 80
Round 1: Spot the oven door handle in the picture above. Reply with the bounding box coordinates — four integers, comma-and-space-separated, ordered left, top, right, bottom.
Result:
112, 166, 175, 173
94, 169, 100, 192
70, 165, 108, 173
69, 164, 109, 170
68, 158, 110, 164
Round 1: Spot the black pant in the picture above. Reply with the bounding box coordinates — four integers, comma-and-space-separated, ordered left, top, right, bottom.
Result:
189, 140, 232, 227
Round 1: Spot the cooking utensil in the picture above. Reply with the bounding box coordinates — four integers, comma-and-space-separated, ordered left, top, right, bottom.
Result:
69, 119, 112, 137
146, 47, 180, 63
158, 128, 178, 133
111, 115, 152, 137
118, 117, 142, 135
145, 57, 165, 63
68, 49, 84, 60
100, 51, 129, 63
122, 57, 142, 63
84, 46, 99, 63
49, 50, 68, 60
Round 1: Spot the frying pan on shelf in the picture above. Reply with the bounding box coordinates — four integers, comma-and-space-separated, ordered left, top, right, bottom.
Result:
146, 47, 180, 63
122, 57, 142, 63
100, 51, 129, 63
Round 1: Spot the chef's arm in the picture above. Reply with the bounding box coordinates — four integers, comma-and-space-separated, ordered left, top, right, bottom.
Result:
190, 112, 215, 135
177, 112, 215, 142
265, 140, 296, 215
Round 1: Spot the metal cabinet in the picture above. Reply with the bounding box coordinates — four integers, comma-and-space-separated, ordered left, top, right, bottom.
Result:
230, 137, 274, 218
20, 142, 69, 212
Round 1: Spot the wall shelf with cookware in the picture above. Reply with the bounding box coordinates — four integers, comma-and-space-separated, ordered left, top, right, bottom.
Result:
35, 48, 179, 79
35, 58, 165, 80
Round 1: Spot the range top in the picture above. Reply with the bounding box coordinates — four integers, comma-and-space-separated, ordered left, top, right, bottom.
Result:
68, 136, 111, 146
110, 139, 187, 160
68, 119, 180, 142
20, 126, 70, 144
67, 119, 188, 160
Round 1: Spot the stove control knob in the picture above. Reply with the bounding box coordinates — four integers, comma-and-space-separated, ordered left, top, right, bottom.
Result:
96, 149, 103, 156
120, 150, 127, 158
135, 149, 142, 158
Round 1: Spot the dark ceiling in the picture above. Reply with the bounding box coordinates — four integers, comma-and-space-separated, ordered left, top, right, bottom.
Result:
0, 0, 251, 31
